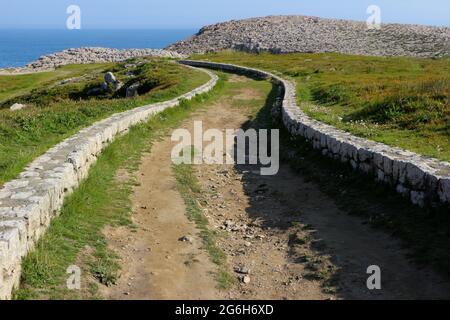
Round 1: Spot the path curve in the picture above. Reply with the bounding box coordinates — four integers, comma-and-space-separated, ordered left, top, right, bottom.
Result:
0, 66, 217, 300
179, 60, 450, 208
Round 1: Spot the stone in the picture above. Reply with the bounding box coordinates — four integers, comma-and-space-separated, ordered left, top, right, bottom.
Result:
103, 72, 123, 92
358, 148, 373, 162
0, 191, 12, 199
2, 48, 183, 74
179, 235, 194, 243
10, 191, 34, 200
438, 179, 450, 203
235, 266, 250, 274
241, 275, 251, 284
126, 83, 140, 98
113, 81, 123, 92
104, 72, 117, 84
406, 163, 425, 189
10, 103, 28, 111
396, 184, 410, 197
86, 86, 103, 95
168, 15, 449, 59
410, 191, 426, 207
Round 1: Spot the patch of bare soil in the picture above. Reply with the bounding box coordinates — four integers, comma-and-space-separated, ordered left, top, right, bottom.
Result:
101, 138, 222, 300
102, 74, 450, 300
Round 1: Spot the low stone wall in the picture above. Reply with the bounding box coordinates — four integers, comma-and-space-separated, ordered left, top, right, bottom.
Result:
0, 67, 218, 300
180, 60, 450, 209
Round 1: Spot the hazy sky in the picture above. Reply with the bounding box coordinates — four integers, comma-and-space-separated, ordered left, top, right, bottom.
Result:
0, 0, 448, 29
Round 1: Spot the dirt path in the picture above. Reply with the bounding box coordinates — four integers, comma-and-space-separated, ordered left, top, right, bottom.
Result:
102, 136, 222, 300
102, 73, 450, 300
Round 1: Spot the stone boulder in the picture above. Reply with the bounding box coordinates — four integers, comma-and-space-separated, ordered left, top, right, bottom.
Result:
126, 83, 140, 98
104, 72, 117, 84
10, 103, 28, 111
104, 72, 123, 92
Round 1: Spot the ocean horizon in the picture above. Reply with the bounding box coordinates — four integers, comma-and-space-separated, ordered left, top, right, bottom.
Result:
0, 29, 196, 68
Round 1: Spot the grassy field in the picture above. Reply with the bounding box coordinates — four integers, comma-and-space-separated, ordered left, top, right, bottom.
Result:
14, 73, 226, 300
0, 63, 113, 103
192, 51, 450, 162
0, 58, 210, 186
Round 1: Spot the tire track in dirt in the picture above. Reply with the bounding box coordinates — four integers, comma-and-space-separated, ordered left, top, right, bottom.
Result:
102, 73, 450, 300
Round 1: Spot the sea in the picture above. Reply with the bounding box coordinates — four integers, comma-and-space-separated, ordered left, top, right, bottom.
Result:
0, 29, 196, 68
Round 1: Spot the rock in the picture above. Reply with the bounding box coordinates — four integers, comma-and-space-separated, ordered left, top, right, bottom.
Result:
86, 87, 103, 95
410, 191, 426, 207
224, 220, 235, 228
104, 72, 117, 84
10, 103, 28, 111
179, 235, 194, 243
104, 72, 123, 92
126, 83, 140, 98
0, 47, 184, 73
167, 15, 449, 58
240, 275, 251, 284
235, 266, 250, 274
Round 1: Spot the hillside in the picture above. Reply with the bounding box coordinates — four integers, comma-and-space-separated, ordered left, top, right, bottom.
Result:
168, 15, 450, 57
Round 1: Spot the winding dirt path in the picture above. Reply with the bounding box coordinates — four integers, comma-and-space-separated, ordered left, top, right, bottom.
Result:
102, 73, 450, 300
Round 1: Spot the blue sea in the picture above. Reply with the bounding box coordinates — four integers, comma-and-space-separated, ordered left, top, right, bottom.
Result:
0, 29, 196, 68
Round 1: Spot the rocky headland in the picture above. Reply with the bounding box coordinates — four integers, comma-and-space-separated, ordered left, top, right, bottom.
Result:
167, 15, 450, 57
0, 47, 184, 74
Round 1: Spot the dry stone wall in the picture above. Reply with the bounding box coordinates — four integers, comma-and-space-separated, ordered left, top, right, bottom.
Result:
180, 60, 450, 209
0, 67, 218, 300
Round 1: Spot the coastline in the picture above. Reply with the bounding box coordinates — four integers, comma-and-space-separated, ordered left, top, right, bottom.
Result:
0, 47, 185, 75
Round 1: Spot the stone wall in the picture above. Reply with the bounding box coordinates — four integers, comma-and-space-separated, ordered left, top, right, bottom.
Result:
180, 60, 450, 209
0, 67, 218, 300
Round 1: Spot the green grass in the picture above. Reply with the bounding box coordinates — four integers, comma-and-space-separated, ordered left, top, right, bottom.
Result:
248, 80, 450, 280
173, 163, 235, 289
0, 63, 114, 103
1, 59, 185, 108
0, 58, 210, 186
192, 51, 450, 162
14, 74, 226, 300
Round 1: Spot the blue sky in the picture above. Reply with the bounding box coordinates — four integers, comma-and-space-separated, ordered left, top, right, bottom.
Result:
0, 0, 448, 29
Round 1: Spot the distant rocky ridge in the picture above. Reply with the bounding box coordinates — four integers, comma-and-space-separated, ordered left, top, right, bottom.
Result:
0, 47, 184, 74
167, 15, 450, 58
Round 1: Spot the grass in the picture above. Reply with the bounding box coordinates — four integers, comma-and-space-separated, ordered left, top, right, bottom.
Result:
1, 59, 184, 107
0, 63, 113, 103
192, 51, 450, 162
13, 73, 226, 300
248, 79, 450, 280
173, 163, 235, 289
0, 58, 210, 186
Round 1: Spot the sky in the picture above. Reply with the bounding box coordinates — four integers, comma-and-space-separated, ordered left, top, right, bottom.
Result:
0, 0, 448, 29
